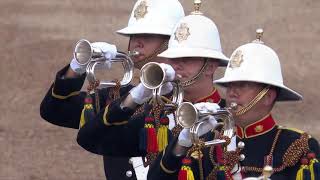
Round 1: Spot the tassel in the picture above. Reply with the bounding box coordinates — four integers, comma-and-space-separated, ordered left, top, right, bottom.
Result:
147, 126, 158, 153
296, 158, 310, 180
139, 115, 158, 153
178, 169, 187, 180
178, 158, 194, 180
79, 95, 95, 128
157, 116, 170, 151
307, 152, 320, 180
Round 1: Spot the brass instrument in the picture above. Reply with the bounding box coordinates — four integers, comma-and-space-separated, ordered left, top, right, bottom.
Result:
176, 102, 237, 146
74, 39, 134, 88
140, 62, 184, 107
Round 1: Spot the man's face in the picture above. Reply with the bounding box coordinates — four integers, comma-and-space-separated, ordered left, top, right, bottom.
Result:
225, 81, 266, 121
129, 34, 168, 67
167, 57, 205, 82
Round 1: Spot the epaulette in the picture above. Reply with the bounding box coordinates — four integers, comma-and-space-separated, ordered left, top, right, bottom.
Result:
278, 126, 313, 139
278, 127, 320, 180
278, 126, 305, 134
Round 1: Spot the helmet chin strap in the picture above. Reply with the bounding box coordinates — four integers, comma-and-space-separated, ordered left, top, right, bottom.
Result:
234, 86, 270, 116
128, 40, 168, 69
179, 59, 208, 87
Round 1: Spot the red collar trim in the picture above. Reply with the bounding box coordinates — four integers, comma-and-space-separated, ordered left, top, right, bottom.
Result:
236, 114, 276, 139
195, 88, 221, 103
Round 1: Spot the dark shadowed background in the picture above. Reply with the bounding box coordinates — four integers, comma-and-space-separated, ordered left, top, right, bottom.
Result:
1, 0, 319, 179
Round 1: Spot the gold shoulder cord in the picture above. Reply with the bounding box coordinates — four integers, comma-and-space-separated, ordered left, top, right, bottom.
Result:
242, 130, 310, 175
186, 142, 206, 180
87, 80, 100, 114
108, 80, 121, 101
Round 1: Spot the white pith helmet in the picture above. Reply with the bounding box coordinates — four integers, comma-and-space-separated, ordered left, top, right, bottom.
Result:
214, 29, 302, 101
117, 0, 185, 36
157, 1, 229, 66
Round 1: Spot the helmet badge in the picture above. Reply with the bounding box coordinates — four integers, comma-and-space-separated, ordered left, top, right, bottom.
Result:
229, 50, 244, 69
134, 1, 148, 20
174, 23, 191, 43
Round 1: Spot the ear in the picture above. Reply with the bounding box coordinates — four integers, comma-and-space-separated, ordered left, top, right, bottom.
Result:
204, 59, 219, 77
263, 88, 277, 106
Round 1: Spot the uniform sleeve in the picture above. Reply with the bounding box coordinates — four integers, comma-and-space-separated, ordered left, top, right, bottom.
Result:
283, 134, 320, 179
102, 97, 136, 125
76, 102, 146, 157
40, 64, 135, 129
147, 138, 183, 180
40, 65, 87, 129
308, 137, 320, 159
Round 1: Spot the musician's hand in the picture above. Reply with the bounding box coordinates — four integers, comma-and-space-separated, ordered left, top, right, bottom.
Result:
194, 102, 220, 114
178, 128, 192, 147
159, 63, 175, 81
158, 82, 173, 96
70, 42, 117, 75
177, 115, 218, 148
197, 115, 219, 137
91, 42, 117, 59
157, 63, 175, 95
129, 83, 153, 105
70, 57, 87, 75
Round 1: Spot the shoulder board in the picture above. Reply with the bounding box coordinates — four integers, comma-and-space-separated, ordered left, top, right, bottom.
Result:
278, 126, 312, 138
278, 126, 304, 134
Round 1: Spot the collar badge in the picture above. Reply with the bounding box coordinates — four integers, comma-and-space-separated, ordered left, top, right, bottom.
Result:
254, 125, 264, 133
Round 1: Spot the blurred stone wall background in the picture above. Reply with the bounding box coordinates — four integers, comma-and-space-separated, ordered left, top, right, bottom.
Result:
0, 0, 319, 179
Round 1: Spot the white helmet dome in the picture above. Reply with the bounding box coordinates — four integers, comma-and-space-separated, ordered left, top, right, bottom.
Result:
158, 14, 229, 66
214, 31, 302, 101
117, 0, 185, 36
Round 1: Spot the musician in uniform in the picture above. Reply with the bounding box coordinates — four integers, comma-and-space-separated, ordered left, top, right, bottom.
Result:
76, 3, 230, 179
39, 0, 185, 179
148, 30, 320, 180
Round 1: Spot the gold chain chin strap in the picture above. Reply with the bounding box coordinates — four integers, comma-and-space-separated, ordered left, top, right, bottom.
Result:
235, 86, 270, 116
134, 40, 169, 69
179, 59, 209, 87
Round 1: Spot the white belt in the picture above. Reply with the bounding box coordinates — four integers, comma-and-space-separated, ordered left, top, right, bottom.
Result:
129, 157, 149, 180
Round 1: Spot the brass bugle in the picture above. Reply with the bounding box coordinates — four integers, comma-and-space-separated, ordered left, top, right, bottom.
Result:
140, 62, 184, 107
73, 39, 134, 88
176, 102, 237, 145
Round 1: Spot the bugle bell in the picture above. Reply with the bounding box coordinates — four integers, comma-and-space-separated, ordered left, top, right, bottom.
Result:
176, 102, 237, 145
140, 62, 184, 107
73, 39, 134, 88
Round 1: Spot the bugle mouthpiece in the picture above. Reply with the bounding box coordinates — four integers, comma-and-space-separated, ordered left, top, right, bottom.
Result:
230, 102, 237, 109
128, 50, 140, 57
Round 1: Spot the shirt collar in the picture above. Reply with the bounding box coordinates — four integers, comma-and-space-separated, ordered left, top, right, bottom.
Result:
236, 113, 276, 139
194, 88, 221, 103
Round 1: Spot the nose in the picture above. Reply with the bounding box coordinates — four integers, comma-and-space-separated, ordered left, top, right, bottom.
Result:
226, 85, 239, 100
129, 37, 144, 50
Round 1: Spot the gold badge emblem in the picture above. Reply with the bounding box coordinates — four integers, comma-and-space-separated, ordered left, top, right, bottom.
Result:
174, 23, 190, 43
255, 125, 264, 133
229, 50, 244, 69
134, 1, 148, 20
